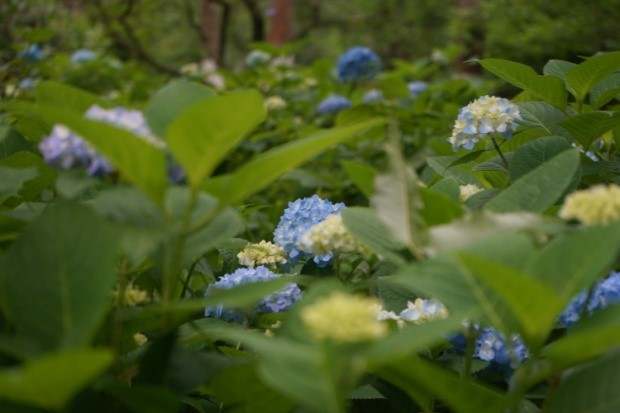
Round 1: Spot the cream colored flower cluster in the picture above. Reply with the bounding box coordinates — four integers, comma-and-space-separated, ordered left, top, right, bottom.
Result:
114, 283, 149, 306
559, 184, 620, 225
297, 214, 362, 256
378, 298, 449, 327
459, 184, 483, 202
237, 241, 287, 268
301, 292, 387, 342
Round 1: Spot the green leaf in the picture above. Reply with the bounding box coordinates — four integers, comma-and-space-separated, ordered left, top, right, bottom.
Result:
35, 81, 100, 112
485, 149, 580, 213
0, 349, 113, 409
167, 90, 266, 188
525, 222, 620, 299
591, 73, 620, 109
377, 356, 508, 413
479, 58, 567, 109
200, 324, 349, 413
445, 150, 486, 170
144, 80, 215, 138
517, 102, 567, 135
0, 203, 119, 352
364, 317, 465, 364
561, 111, 620, 149
427, 156, 480, 185
0, 152, 56, 203
341, 160, 376, 198
542, 306, 620, 370
204, 118, 385, 204
0, 166, 37, 203
341, 207, 406, 265
543, 60, 577, 80
103, 383, 183, 413
509, 136, 571, 180
420, 188, 463, 226
8, 102, 167, 204
458, 253, 564, 345
565, 51, 620, 102
545, 350, 620, 413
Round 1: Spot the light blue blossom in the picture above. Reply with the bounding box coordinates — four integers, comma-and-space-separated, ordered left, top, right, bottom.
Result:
337, 47, 381, 83
204, 266, 302, 321
39, 105, 160, 176
20, 44, 44, 62
316, 95, 352, 115
18, 78, 36, 90
408, 81, 428, 97
363, 89, 384, 104
449, 96, 521, 150
274, 195, 345, 265
245, 50, 271, 68
559, 271, 620, 327
71, 49, 96, 64
475, 327, 528, 366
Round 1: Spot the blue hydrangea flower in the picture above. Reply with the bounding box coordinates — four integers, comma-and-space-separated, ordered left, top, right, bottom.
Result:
204, 266, 302, 322
449, 96, 521, 151
20, 44, 44, 62
475, 327, 528, 366
18, 78, 36, 90
71, 49, 96, 64
316, 95, 352, 115
39, 105, 160, 176
559, 271, 620, 327
245, 50, 271, 68
363, 89, 384, 104
408, 81, 428, 97
274, 195, 345, 265
337, 47, 381, 83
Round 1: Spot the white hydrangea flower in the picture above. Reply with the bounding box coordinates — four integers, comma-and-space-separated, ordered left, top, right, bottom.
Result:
449, 96, 521, 150
265, 96, 287, 111
399, 299, 449, 325
459, 184, 483, 201
297, 214, 362, 256
237, 241, 287, 268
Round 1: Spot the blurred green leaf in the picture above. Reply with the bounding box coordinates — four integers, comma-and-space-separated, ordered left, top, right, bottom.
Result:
561, 111, 620, 149
341, 159, 376, 198
0, 349, 113, 409
543, 60, 577, 80
0, 166, 37, 203
204, 118, 385, 204
144, 80, 215, 138
35, 81, 100, 112
591, 73, 620, 109
167, 90, 265, 188
0, 203, 119, 352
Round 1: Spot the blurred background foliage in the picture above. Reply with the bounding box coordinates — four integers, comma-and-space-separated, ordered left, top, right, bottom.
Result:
2, 0, 620, 78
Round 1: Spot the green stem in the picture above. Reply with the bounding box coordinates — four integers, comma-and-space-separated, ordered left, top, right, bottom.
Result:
462, 325, 478, 378
491, 136, 509, 169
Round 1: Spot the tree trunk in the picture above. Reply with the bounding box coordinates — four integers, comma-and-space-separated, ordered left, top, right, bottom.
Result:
200, 0, 222, 64
242, 0, 265, 42
267, 0, 293, 45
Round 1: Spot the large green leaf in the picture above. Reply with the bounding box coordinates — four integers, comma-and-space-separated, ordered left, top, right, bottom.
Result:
0, 152, 57, 203
144, 80, 215, 138
377, 356, 508, 413
545, 350, 620, 413
167, 90, 266, 188
543, 60, 577, 81
591, 73, 620, 109
479, 58, 567, 109
542, 306, 620, 370
0, 349, 113, 409
517, 102, 567, 135
565, 51, 620, 102
485, 149, 579, 213
0, 166, 37, 203
204, 118, 385, 204
8, 102, 167, 204
200, 324, 350, 413
561, 111, 620, 149
0, 203, 119, 352
35, 81, 101, 112
341, 159, 376, 198
341, 207, 406, 265
525, 222, 620, 300
509, 136, 571, 180
458, 254, 564, 345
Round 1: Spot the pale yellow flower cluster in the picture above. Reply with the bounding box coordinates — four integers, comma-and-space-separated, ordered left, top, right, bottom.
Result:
301, 292, 387, 342
459, 184, 483, 202
559, 184, 620, 225
133, 333, 148, 346
237, 241, 287, 268
114, 284, 149, 306
297, 214, 362, 256
264, 96, 287, 111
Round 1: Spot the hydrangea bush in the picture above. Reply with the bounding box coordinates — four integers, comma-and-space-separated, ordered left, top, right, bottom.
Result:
1, 43, 620, 413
